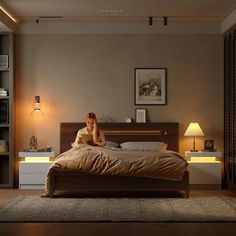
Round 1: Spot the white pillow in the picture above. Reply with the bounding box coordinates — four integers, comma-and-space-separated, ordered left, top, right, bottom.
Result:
105, 141, 119, 148
120, 142, 167, 150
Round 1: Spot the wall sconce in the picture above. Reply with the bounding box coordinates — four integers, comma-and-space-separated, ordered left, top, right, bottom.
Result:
34, 96, 41, 111
184, 122, 204, 152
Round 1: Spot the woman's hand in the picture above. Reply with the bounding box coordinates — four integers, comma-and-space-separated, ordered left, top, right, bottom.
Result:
78, 137, 83, 144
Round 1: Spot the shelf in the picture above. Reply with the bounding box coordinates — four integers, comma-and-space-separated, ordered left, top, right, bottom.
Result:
0, 124, 9, 127
0, 96, 9, 99
19, 151, 55, 157
0, 183, 10, 188
188, 160, 221, 164
0, 68, 9, 72
0, 152, 9, 156
185, 151, 222, 158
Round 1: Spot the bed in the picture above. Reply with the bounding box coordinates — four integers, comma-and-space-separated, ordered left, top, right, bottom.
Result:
47, 122, 189, 198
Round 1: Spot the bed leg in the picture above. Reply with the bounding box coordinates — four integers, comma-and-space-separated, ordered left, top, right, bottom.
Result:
184, 171, 189, 198
48, 191, 54, 198
184, 187, 189, 199
48, 171, 55, 198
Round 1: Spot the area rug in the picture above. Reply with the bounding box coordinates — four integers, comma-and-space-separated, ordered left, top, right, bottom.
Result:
0, 196, 236, 222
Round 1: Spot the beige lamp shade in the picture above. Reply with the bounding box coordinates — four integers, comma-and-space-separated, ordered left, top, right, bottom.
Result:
184, 122, 204, 137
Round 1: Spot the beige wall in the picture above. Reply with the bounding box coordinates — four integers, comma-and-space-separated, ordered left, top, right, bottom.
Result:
15, 33, 223, 155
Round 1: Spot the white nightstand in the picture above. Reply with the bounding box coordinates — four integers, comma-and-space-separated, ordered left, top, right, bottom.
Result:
19, 151, 55, 189
185, 151, 222, 188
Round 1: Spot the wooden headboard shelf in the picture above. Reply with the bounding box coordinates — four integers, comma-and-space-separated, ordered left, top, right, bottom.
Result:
103, 130, 166, 135
60, 122, 179, 153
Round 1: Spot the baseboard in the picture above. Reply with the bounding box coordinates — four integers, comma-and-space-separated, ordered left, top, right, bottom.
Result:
190, 184, 221, 190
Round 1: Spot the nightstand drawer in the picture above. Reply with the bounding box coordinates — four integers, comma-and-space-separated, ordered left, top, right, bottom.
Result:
19, 173, 47, 184
188, 162, 221, 185
19, 162, 52, 173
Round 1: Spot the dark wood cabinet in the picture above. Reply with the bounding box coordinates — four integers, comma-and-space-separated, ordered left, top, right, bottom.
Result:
224, 28, 236, 193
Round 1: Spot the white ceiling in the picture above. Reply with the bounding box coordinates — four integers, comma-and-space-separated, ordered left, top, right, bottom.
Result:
2, 0, 236, 22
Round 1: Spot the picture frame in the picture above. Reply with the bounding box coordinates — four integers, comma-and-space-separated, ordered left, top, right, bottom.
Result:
135, 68, 167, 105
204, 140, 215, 151
135, 108, 147, 123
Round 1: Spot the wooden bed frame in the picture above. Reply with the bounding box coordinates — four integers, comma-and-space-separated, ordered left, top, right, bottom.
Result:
48, 122, 189, 198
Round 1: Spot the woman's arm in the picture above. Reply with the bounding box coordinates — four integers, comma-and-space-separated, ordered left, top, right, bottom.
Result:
75, 129, 83, 145
94, 130, 106, 146
92, 120, 99, 141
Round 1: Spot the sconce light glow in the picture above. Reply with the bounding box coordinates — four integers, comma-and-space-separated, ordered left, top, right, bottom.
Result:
34, 96, 41, 111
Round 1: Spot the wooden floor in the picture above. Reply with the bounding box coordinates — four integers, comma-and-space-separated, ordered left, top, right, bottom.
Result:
0, 189, 236, 236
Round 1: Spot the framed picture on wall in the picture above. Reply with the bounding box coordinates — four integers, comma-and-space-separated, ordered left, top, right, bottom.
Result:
135, 108, 147, 123
134, 68, 167, 105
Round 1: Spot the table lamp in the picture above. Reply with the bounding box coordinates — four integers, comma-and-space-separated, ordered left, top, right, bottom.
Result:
184, 122, 204, 152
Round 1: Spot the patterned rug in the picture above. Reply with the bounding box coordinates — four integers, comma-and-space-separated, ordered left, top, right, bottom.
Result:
0, 196, 236, 222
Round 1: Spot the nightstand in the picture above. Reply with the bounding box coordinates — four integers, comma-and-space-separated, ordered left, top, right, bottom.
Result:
18, 151, 55, 189
185, 151, 222, 188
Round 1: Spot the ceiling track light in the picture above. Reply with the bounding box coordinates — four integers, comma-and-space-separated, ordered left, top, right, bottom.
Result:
163, 16, 168, 26
148, 16, 153, 26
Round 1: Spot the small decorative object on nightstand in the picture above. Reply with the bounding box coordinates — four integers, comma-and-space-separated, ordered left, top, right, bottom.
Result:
29, 136, 38, 151
185, 151, 222, 188
18, 151, 55, 189
204, 140, 215, 151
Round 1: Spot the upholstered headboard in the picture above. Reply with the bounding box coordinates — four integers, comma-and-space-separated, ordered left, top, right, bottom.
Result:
60, 122, 179, 153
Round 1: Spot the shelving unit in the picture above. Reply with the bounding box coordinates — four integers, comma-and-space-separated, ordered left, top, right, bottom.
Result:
0, 32, 14, 188
224, 28, 236, 194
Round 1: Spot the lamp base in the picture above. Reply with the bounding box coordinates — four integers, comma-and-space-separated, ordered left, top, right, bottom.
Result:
190, 150, 199, 152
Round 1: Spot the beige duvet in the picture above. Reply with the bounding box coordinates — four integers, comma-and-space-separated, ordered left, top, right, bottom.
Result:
46, 145, 187, 192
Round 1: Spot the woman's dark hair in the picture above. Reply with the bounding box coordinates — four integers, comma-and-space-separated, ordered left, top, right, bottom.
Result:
87, 112, 97, 120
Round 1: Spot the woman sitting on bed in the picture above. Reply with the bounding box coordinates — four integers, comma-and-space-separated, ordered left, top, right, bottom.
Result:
74, 112, 106, 147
